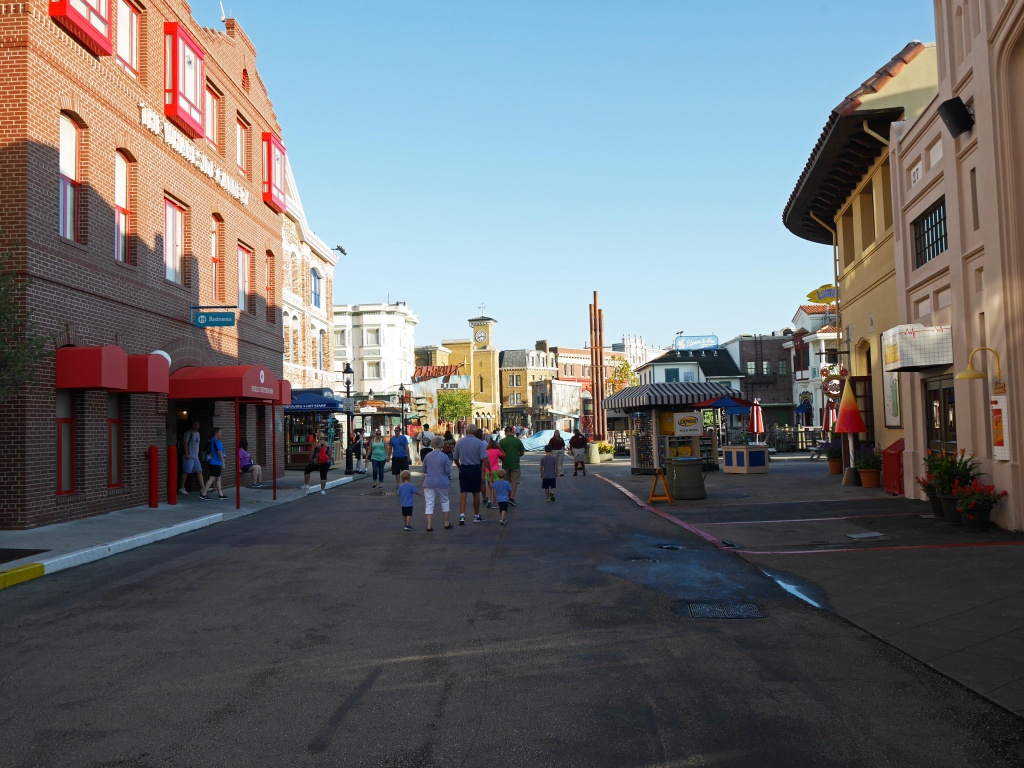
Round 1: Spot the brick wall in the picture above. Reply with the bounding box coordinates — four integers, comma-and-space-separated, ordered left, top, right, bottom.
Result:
0, 2, 286, 528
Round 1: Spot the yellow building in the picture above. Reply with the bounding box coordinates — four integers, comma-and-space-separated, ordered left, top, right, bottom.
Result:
441, 316, 501, 431
499, 342, 558, 428
784, 42, 938, 453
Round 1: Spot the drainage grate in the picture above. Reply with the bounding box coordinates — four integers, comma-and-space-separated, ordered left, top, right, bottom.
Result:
688, 603, 764, 619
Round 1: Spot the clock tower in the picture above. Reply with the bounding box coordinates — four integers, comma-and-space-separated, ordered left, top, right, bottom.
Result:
469, 316, 495, 350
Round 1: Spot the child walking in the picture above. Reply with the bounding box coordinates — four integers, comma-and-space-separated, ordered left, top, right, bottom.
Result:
540, 444, 559, 502
398, 470, 420, 531
492, 469, 513, 525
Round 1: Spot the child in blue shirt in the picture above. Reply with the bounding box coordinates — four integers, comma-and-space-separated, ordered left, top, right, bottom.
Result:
398, 470, 421, 531
492, 470, 513, 526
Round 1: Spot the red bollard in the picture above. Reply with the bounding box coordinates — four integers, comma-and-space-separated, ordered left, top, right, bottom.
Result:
148, 446, 159, 508
167, 445, 178, 505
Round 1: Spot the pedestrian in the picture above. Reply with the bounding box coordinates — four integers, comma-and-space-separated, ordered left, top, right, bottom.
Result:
303, 435, 331, 495
398, 470, 420, 531
484, 438, 505, 509
200, 427, 227, 500
453, 422, 491, 524
497, 426, 526, 506
441, 429, 456, 459
178, 420, 202, 495
547, 429, 566, 476
366, 429, 387, 488
569, 429, 589, 476
540, 444, 559, 502
492, 469, 512, 525
351, 429, 366, 474
422, 435, 453, 530
360, 429, 373, 474
238, 438, 264, 487
418, 423, 436, 464
390, 426, 411, 488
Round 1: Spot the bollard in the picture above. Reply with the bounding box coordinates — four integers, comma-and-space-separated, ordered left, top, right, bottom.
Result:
148, 446, 159, 508
167, 445, 178, 505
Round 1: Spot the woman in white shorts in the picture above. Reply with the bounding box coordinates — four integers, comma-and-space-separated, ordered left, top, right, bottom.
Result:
422, 435, 454, 530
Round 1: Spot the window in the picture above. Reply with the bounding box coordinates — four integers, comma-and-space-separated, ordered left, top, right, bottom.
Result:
365, 327, 380, 346
664, 368, 680, 383
509, 374, 521, 387
235, 117, 249, 175
50, 0, 113, 56
266, 252, 275, 323
261, 133, 287, 212
114, 152, 130, 263
746, 361, 756, 376
115, 1, 138, 76
762, 361, 771, 376
913, 198, 948, 268
56, 390, 75, 495
509, 393, 522, 406
318, 330, 325, 370
107, 395, 122, 488
59, 115, 80, 242
334, 329, 346, 348
366, 361, 381, 379
310, 269, 321, 308
164, 198, 184, 283
778, 360, 788, 376
480, 375, 485, 393
163, 22, 205, 137
210, 216, 223, 300
204, 86, 220, 150
683, 371, 696, 383
237, 244, 251, 312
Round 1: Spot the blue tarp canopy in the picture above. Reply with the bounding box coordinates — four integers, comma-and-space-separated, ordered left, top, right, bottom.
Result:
795, 401, 813, 414
284, 391, 342, 413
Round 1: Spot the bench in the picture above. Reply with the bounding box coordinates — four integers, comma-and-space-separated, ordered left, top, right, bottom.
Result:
808, 441, 831, 460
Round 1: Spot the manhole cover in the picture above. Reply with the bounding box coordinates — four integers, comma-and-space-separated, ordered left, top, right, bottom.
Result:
630, 557, 659, 563
688, 603, 764, 619
658, 545, 682, 551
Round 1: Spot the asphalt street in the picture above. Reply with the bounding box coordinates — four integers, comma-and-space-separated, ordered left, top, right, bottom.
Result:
2, 455, 1023, 767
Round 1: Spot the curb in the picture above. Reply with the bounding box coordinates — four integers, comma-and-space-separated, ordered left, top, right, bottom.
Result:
0, 474, 361, 591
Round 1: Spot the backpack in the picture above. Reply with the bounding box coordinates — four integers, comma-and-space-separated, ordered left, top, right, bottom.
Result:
201, 438, 213, 464
421, 433, 432, 448
317, 445, 330, 464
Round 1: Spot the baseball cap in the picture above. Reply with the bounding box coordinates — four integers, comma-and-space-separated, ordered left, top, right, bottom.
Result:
505, 426, 514, 432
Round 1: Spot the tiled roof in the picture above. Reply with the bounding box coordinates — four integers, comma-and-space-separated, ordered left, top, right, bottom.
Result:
499, 350, 528, 368
783, 42, 927, 245
799, 304, 837, 315
815, 325, 838, 334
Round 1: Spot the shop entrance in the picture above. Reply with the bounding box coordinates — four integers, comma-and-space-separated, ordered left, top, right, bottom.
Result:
925, 377, 957, 454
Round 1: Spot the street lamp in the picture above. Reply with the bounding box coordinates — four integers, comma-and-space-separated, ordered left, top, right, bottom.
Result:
398, 383, 407, 434
342, 362, 355, 474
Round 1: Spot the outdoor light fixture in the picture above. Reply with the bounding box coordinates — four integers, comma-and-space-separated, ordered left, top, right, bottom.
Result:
937, 97, 975, 138
343, 362, 355, 474
956, 346, 1002, 381
332, 245, 347, 256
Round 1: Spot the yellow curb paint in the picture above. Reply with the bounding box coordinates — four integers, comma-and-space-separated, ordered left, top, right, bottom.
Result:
1, 564, 45, 590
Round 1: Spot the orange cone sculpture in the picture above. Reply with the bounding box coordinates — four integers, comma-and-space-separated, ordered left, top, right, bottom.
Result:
834, 380, 867, 434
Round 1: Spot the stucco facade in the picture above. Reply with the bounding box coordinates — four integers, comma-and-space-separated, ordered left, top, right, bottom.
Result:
887, 0, 1024, 530
332, 303, 417, 399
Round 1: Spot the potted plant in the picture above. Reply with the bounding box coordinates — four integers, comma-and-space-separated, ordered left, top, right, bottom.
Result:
915, 472, 944, 517
952, 478, 1006, 532
935, 451, 982, 525
826, 445, 843, 475
854, 447, 883, 488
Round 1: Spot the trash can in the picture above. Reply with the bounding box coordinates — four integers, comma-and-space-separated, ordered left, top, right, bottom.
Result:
667, 457, 706, 500
586, 443, 601, 464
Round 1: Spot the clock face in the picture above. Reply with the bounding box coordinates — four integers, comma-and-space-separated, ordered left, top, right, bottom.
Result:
475, 330, 487, 343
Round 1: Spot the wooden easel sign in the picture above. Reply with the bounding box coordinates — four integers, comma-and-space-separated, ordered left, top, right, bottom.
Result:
649, 468, 673, 504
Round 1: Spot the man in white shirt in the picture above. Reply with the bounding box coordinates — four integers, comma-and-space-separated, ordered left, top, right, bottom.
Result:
179, 421, 202, 495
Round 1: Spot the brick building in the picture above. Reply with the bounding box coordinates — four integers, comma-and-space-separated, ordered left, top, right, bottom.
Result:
721, 332, 796, 429
0, 2, 289, 528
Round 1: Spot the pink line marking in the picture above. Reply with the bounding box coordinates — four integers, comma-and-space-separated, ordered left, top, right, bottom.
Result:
700, 512, 923, 526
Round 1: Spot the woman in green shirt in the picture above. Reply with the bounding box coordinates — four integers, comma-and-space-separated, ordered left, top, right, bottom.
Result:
366, 429, 388, 488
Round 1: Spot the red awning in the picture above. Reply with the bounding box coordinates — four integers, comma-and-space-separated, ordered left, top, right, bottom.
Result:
126, 354, 169, 394
169, 365, 279, 401
276, 379, 292, 406
56, 345, 128, 390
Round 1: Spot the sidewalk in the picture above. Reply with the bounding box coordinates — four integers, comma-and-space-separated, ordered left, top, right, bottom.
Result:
593, 453, 1024, 718
0, 465, 371, 590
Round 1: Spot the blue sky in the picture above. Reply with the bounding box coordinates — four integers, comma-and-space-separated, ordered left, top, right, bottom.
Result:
196, 1, 937, 351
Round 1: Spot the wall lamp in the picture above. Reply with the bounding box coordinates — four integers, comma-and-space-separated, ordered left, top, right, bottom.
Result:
955, 346, 1002, 381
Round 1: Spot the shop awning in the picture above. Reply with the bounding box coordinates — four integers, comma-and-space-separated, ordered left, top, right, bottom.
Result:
284, 391, 342, 413
276, 380, 292, 407
881, 324, 953, 371
56, 345, 128, 390
795, 401, 813, 414
125, 354, 169, 394
603, 382, 741, 411
169, 364, 279, 401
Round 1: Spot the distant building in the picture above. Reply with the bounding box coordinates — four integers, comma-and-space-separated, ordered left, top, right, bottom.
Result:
782, 305, 839, 427
499, 342, 557, 428
333, 303, 418, 399
531, 378, 583, 433
282, 159, 337, 390
610, 335, 664, 371
635, 348, 742, 390
440, 316, 501, 431
721, 332, 794, 429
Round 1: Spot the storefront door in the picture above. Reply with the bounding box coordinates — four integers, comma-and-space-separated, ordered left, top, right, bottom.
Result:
925, 377, 957, 454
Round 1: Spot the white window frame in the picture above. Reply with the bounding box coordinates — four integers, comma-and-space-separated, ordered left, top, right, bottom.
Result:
115, 0, 138, 76
164, 199, 184, 284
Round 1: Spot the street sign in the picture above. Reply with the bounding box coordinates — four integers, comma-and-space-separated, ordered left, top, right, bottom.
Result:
194, 311, 235, 328
341, 397, 355, 410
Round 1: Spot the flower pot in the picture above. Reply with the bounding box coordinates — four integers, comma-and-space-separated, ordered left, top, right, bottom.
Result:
827, 459, 843, 475
927, 494, 944, 517
960, 504, 993, 532
858, 469, 881, 488
937, 494, 961, 526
